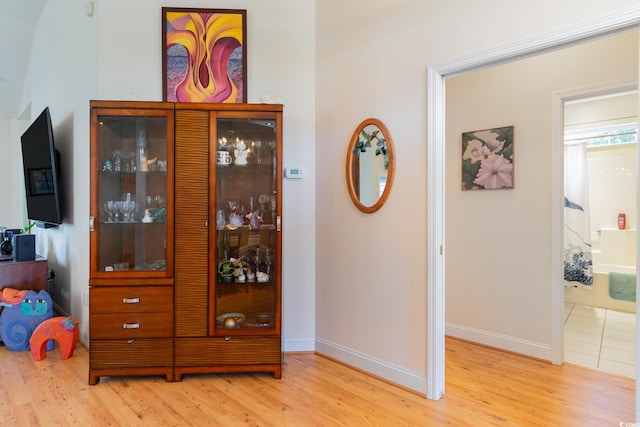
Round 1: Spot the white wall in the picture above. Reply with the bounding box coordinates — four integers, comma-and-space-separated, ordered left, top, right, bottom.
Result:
0, 120, 14, 227
0, 118, 28, 229
316, 1, 639, 393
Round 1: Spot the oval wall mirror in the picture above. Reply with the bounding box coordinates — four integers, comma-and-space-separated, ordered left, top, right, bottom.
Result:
346, 118, 395, 213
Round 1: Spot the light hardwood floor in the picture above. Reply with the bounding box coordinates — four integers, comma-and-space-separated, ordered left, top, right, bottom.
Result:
0, 336, 634, 426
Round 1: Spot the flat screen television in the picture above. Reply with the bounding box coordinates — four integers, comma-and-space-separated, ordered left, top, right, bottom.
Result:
20, 107, 63, 227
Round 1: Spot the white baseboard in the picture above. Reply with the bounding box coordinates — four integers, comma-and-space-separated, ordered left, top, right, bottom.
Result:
283, 338, 315, 352
315, 337, 426, 394
446, 322, 552, 361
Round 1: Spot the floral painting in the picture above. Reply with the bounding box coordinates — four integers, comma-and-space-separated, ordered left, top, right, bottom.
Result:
461, 126, 514, 190
162, 8, 246, 103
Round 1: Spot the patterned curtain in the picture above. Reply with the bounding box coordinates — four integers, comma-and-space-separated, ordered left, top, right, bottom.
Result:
564, 143, 593, 288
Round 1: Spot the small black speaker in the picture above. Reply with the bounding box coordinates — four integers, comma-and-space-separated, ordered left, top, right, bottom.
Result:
12, 234, 36, 262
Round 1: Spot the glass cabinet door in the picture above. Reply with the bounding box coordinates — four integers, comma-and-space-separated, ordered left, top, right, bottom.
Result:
213, 113, 281, 333
91, 109, 173, 278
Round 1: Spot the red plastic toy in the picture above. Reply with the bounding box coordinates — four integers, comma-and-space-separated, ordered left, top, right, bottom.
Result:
30, 316, 79, 361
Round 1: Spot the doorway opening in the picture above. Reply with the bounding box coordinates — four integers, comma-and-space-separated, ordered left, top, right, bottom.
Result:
563, 90, 638, 377
427, 13, 640, 403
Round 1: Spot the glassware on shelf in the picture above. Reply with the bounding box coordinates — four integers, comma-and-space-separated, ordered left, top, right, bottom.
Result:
115, 193, 133, 222
264, 248, 273, 279
116, 201, 126, 222
104, 201, 117, 223
222, 233, 230, 260
258, 194, 269, 218
126, 201, 136, 222
119, 152, 135, 173
243, 253, 255, 282
112, 200, 136, 223
251, 248, 261, 272
111, 150, 122, 172
216, 210, 226, 230
136, 126, 148, 172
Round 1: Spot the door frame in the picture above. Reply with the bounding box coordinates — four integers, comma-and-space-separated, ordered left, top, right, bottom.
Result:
426, 8, 640, 405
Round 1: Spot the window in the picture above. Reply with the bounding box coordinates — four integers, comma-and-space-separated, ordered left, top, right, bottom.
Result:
565, 123, 638, 147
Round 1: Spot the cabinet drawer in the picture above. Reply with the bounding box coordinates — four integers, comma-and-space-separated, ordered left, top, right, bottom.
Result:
90, 338, 173, 369
90, 286, 173, 313
91, 312, 173, 339
175, 336, 281, 366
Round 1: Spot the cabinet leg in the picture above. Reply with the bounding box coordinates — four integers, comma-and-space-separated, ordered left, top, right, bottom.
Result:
89, 373, 100, 385
166, 372, 181, 382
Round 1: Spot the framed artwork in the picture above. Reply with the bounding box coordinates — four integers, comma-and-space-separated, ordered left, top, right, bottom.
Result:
162, 8, 247, 103
461, 126, 514, 190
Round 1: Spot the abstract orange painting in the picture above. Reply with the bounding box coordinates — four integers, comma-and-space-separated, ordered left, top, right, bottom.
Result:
162, 8, 246, 103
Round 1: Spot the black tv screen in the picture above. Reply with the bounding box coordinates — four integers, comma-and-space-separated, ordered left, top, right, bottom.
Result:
20, 107, 63, 226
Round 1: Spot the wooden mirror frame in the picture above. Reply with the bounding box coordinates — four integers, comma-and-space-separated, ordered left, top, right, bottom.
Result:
346, 118, 395, 213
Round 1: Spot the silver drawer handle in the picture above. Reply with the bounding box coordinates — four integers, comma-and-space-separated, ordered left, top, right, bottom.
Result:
122, 323, 140, 329
122, 298, 140, 304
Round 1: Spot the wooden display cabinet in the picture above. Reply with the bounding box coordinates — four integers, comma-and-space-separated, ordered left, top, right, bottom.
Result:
88, 101, 282, 384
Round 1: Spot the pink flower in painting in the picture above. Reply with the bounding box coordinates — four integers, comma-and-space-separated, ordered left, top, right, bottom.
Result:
473, 155, 513, 189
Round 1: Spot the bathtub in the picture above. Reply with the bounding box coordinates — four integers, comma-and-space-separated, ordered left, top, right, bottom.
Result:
565, 263, 636, 313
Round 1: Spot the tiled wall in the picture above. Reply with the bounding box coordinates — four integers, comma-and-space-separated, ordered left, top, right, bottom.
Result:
587, 143, 637, 267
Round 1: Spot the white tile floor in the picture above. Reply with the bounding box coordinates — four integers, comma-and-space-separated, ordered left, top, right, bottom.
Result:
564, 303, 636, 378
